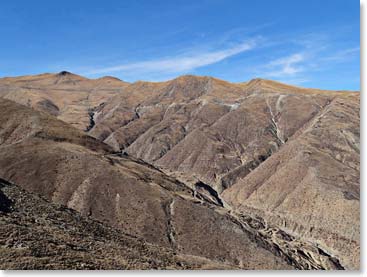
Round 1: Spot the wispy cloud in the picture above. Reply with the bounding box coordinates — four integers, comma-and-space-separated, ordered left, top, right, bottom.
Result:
322, 47, 359, 62
74, 26, 358, 89
256, 43, 359, 85
264, 53, 306, 78
83, 39, 258, 76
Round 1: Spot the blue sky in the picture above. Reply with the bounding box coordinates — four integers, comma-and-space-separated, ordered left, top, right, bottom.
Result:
0, 0, 360, 90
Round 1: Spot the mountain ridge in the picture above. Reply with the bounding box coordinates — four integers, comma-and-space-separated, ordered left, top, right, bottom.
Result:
0, 71, 359, 93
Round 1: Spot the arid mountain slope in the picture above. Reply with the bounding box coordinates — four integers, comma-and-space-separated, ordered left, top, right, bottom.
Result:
0, 73, 359, 270
0, 98, 297, 269
0, 73, 355, 194
222, 94, 360, 269
89, 77, 356, 193
0, 71, 128, 130
79, 76, 359, 270
0, 178, 234, 270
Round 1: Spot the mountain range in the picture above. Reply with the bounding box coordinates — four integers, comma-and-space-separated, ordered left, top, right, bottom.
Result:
0, 72, 360, 270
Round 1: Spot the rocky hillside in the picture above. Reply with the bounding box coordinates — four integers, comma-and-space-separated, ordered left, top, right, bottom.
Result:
0, 97, 297, 270
0, 178, 235, 269
0, 72, 359, 269
222, 94, 360, 269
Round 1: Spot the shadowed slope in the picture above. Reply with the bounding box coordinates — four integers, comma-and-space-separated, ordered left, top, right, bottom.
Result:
0, 178, 235, 270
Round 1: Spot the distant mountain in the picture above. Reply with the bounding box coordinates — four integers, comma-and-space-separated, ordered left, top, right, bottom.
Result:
0, 71, 129, 130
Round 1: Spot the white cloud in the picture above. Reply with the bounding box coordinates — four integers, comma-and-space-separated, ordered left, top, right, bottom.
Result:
255, 44, 359, 86
83, 39, 258, 76
264, 53, 306, 78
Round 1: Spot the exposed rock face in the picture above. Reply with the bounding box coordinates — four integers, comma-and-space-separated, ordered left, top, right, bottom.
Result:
0, 73, 359, 270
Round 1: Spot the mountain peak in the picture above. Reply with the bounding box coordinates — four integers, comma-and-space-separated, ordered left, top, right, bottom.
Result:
57, 70, 72, 76
55, 71, 87, 81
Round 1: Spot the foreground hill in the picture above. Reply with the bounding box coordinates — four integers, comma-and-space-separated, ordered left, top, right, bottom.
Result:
0, 73, 359, 269
0, 178, 236, 269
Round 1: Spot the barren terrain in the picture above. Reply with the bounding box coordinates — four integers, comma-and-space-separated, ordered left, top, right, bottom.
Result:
0, 72, 360, 270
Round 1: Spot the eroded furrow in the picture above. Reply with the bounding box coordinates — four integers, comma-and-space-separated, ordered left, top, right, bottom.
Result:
266, 97, 285, 146
164, 199, 178, 250
230, 212, 345, 270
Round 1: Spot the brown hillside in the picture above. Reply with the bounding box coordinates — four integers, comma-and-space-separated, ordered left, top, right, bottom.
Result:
0, 73, 359, 269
